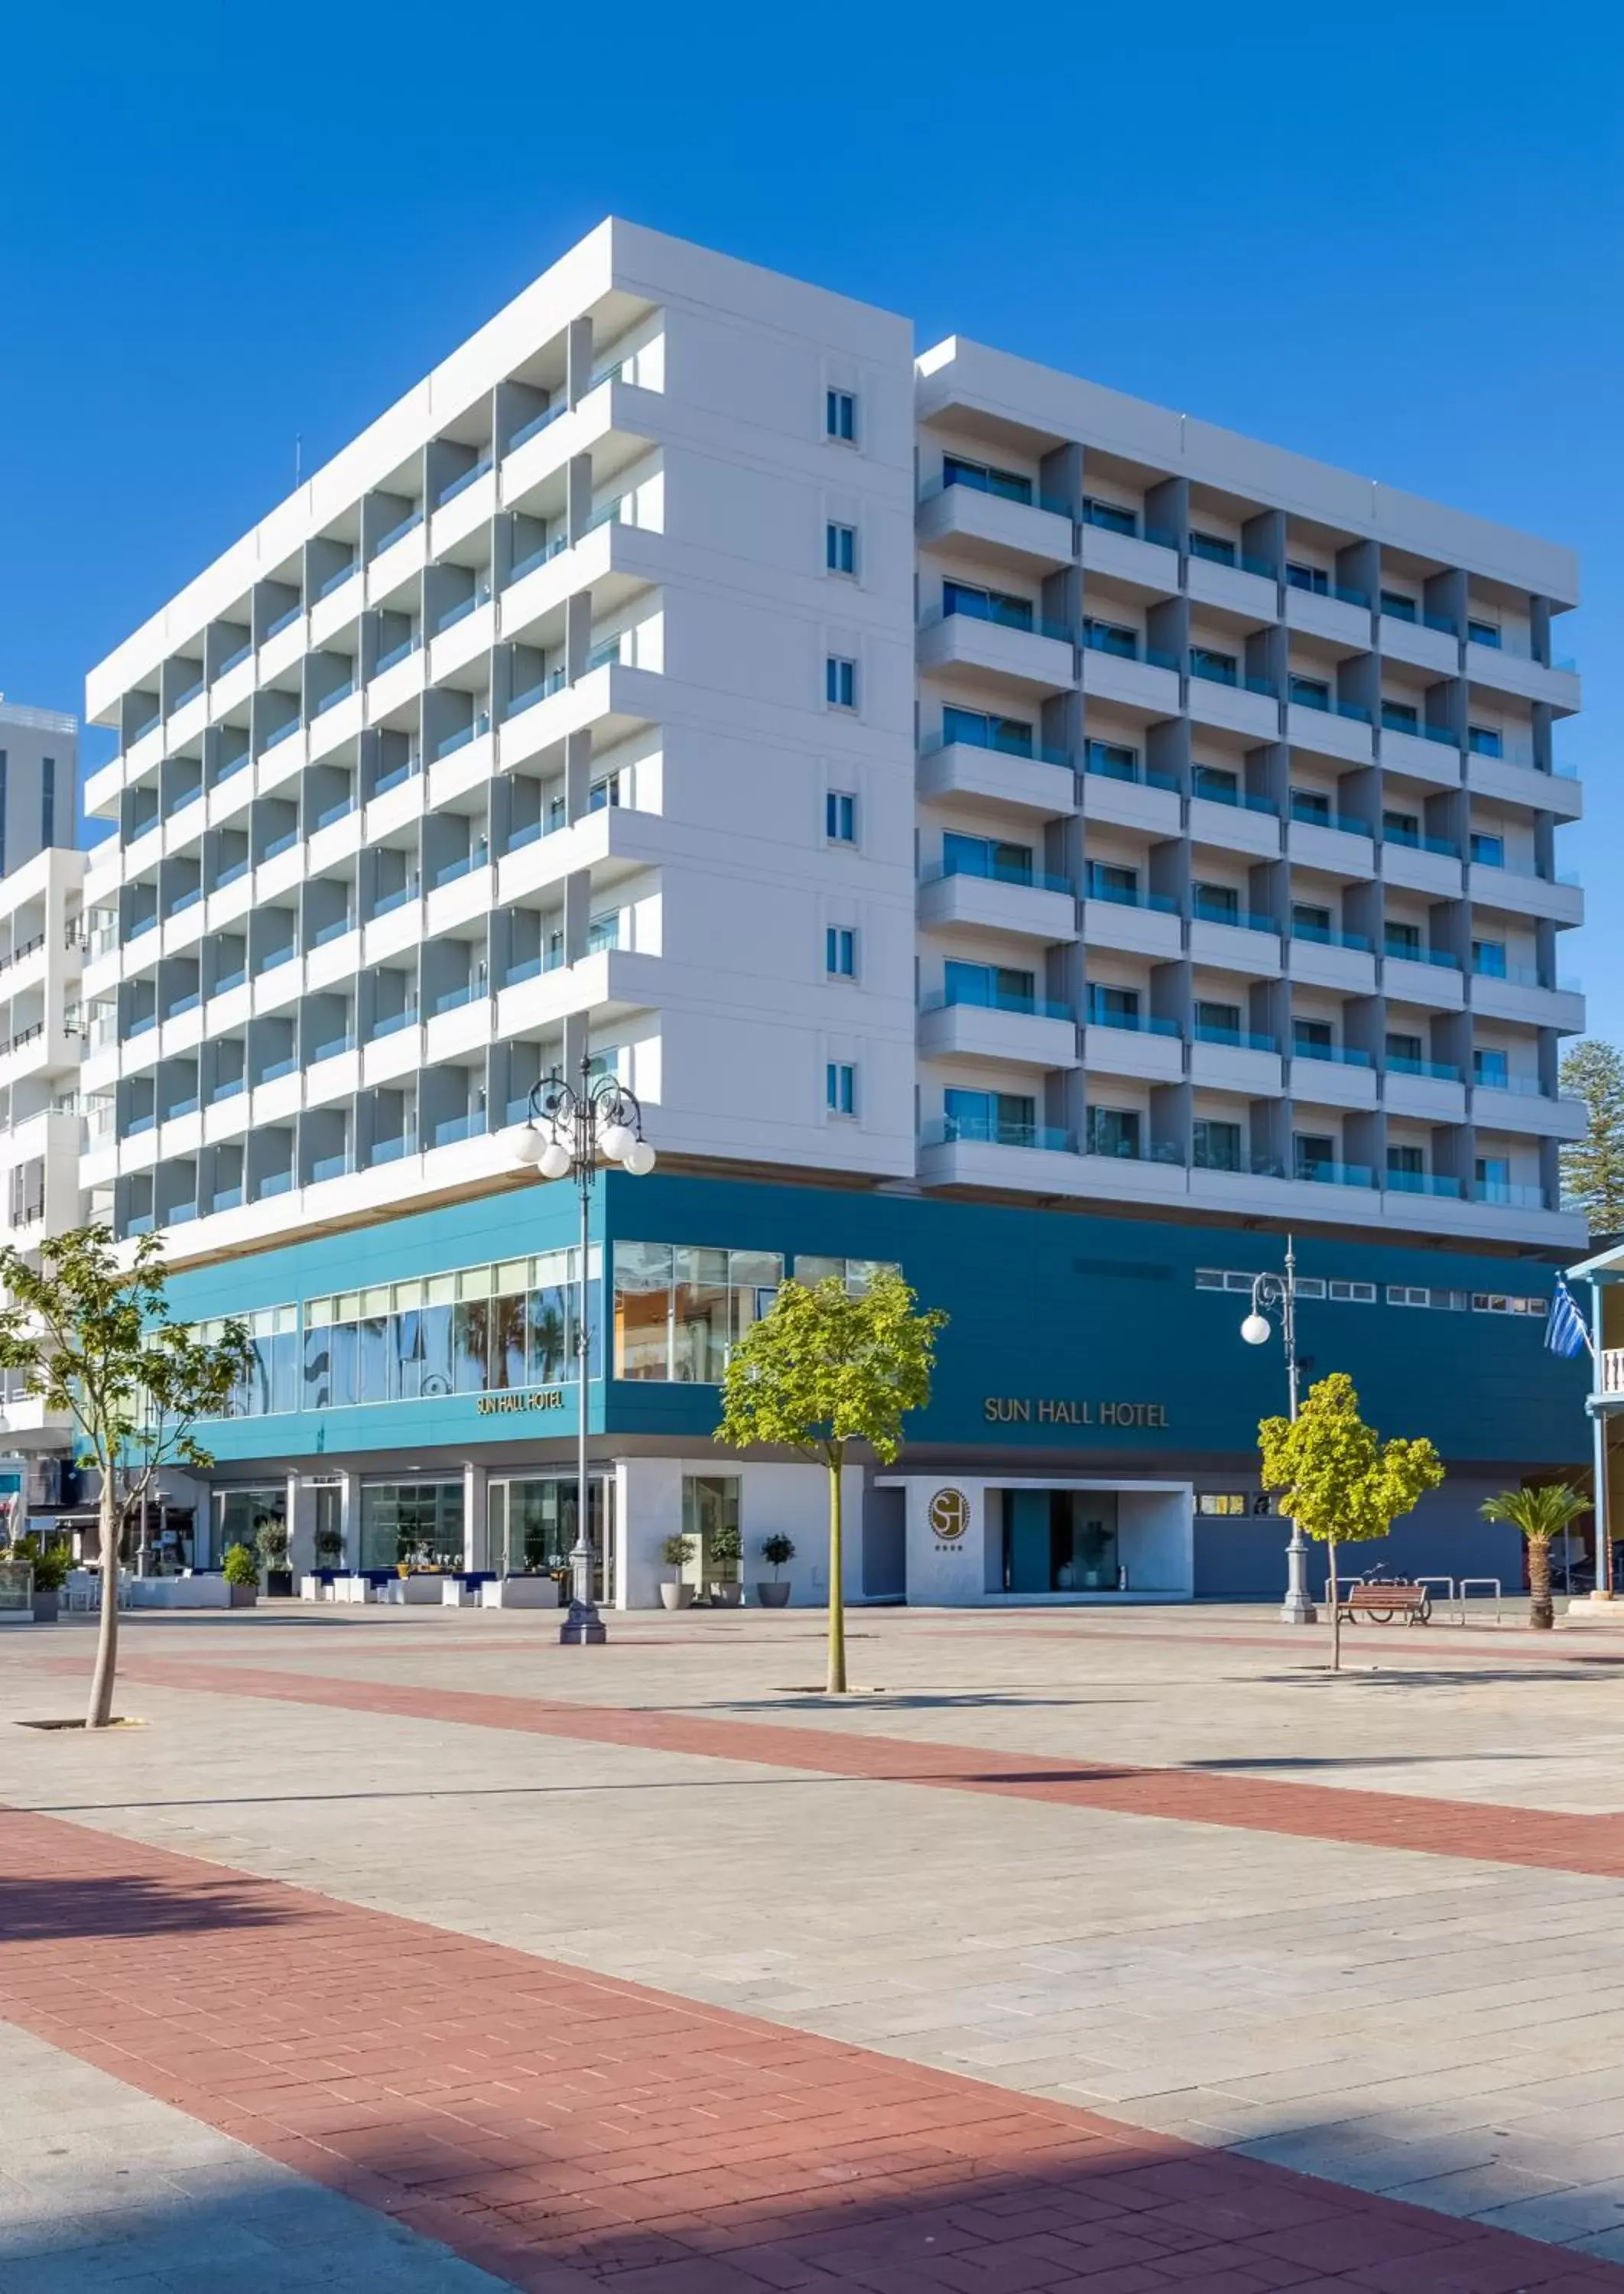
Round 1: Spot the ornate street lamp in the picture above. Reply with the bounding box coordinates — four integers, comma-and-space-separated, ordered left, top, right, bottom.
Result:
515, 1051, 654, 1643
1240, 1234, 1317, 1625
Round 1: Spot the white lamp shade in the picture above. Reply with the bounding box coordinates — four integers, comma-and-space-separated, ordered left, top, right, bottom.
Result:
623, 1139, 655, 1176
514, 1127, 547, 1166
538, 1139, 573, 1181
598, 1121, 634, 1163
1239, 1311, 1272, 1347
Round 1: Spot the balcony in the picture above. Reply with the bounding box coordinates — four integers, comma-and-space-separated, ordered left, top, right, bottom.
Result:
1078, 632, 1180, 719
918, 863, 1077, 944
1284, 584, 1373, 651
1188, 789, 1281, 862
1294, 1157, 1376, 1192
1384, 1064, 1466, 1123
1077, 520, 1181, 598
1080, 748, 1181, 837
918, 988, 1077, 1069
1466, 749, 1583, 821
1185, 554, 1277, 622
918, 599, 1074, 695
1380, 836, 1463, 900
1186, 658, 1279, 741
1289, 1042, 1377, 1110
918, 733, 1075, 822
1381, 949, 1465, 1011
1470, 1080, 1586, 1141
1188, 905, 1283, 977
1379, 721, 1462, 786
1377, 613, 1459, 678
1081, 886, 1181, 962
1470, 969, 1584, 1033
1189, 1031, 1282, 1098
1600, 1350, 1624, 1402
1286, 807, 1376, 879
1288, 924, 1376, 994
1083, 1010, 1182, 1084
917, 472, 1073, 574
1467, 860, 1583, 929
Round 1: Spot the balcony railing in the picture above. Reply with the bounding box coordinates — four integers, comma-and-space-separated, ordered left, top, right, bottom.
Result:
1192, 898, 1278, 934
924, 858, 1073, 895
312, 678, 355, 718
931, 463, 1073, 519
1194, 1024, 1278, 1052
1295, 1159, 1375, 1189
436, 456, 493, 507
1083, 745, 1180, 791
1291, 921, 1372, 953
1382, 825, 1460, 858
1190, 778, 1278, 817
1472, 1180, 1551, 1210
1383, 941, 1461, 970
1082, 627, 1180, 671
1086, 881, 1179, 914
1600, 1350, 1624, 1396
921, 1116, 1073, 1152
373, 633, 422, 677
508, 401, 564, 452
508, 532, 570, 583
938, 593, 1073, 644
1086, 1007, 1180, 1038
1385, 1055, 1463, 1082
1291, 1040, 1373, 1067
921, 986, 1075, 1022
372, 506, 424, 555
316, 560, 358, 602
1385, 1170, 1463, 1198
1290, 801, 1373, 837
922, 723, 1071, 768
262, 603, 302, 643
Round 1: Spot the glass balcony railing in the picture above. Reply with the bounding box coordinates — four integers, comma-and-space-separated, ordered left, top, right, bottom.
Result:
507, 401, 564, 452
428, 844, 490, 890
1291, 1041, 1373, 1067
922, 986, 1075, 1023
1290, 801, 1373, 837
1190, 778, 1279, 817
216, 639, 252, 678
508, 531, 570, 584
436, 456, 492, 508
921, 1116, 1073, 1152
926, 858, 1073, 895
430, 980, 485, 1015
934, 463, 1074, 519
170, 675, 205, 712
1194, 1023, 1278, 1052
260, 716, 301, 752
1385, 1170, 1463, 1198
368, 1134, 415, 1167
1473, 1073, 1555, 1100
316, 560, 358, 601
507, 668, 568, 717
1295, 1159, 1375, 1189
1086, 1007, 1181, 1038
1382, 713, 1460, 748
373, 633, 422, 677
309, 913, 356, 950
1382, 825, 1460, 857
939, 593, 1071, 642
1472, 1180, 1551, 1210
129, 710, 161, 743
429, 712, 491, 762
1081, 626, 1180, 671
308, 1034, 356, 1063
1291, 921, 1372, 952
309, 1154, 353, 1184
1086, 880, 1179, 914
431, 1113, 487, 1149
372, 507, 424, 555
433, 588, 492, 635
214, 749, 250, 785
312, 793, 356, 832
262, 603, 302, 643
1384, 943, 1461, 970
372, 882, 419, 918
212, 970, 246, 998
311, 679, 355, 718
922, 722, 1071, 768
1083, 744, 1180, 791
370, 1008, 418, 1039
1385, 1055, 1463, 1081
1192, 899, 1278, 934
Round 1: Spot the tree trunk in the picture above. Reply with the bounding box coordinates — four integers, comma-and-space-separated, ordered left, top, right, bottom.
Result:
825, 1451, 846, 1695
1528, 1535, 1554, 1631
86, 1474, 119, 1729
1328, 1535, 1341, 1673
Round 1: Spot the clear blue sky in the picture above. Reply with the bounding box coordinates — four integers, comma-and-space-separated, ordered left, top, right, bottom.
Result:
4, 0, 1619, 1035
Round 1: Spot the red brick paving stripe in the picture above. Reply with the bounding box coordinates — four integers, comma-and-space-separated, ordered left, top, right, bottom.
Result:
75, 1653, 1624, 1882
1, 1805, 1617, 2292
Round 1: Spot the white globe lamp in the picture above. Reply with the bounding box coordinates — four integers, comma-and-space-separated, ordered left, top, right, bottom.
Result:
514, 1127, 546, 1166
598, 1121, 634, 1163
622, 1139, 656, 1177
538, 1138, 573, 1181
1240, 1311, 1271, 1347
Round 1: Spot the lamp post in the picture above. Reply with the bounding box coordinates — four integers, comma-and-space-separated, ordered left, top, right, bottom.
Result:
515, 1051, 654, 1644
1240, 1234, 1316, 1625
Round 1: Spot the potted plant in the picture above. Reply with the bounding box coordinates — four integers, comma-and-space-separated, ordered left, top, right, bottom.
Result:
706, 1522, 743, 1607
755, 1533, 795, 1608
313, 1523, 344, 1571
222, 1542, 259, 1607
659, 1532, 695, 1610
10, 1533, 70, 1623
255, 1519, 294, 1599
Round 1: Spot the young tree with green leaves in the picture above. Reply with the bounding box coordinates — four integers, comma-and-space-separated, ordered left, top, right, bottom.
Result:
1479, 1483, 1590, 1631
1259, 1371, 1444, 1671
0, 1228, 251, 1728
1560, 1039, 1624, 1236
716, 1269, 946, 1692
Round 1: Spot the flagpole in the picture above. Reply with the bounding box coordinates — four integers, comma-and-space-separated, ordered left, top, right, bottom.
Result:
1589, 1279, 1613, 1602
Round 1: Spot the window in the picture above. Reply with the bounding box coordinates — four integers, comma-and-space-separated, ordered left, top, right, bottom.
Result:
944, 958, 1034, 1010
1288, 674, 1331, 710
826, 1061, 856, 1116
825, 522, 856, 576
1082, 496, 1136, 535
825, 790, 856, 843
1188, 531, 1236, 565
1381, 699, 1419, 732
1472, 939, 1507, 978
826, 389, 856, 443
1328, 1279, 1376, 1303
301, 1252, 599, 1407
1192, 764, 1239, 803
1196, 1492, 1251, 1515
1083, 617, 1137, 658
1088, 861, 1139, 905
1085, 738, 1139, 779
944, 579, 1034, 631
1286, 563, 1329, 595
825, 925, 856, 978
1291, 902, 1332, 937
1387, 1144, 1424, 1178
1386, 1032, 1423, 1065
1194, 880, 1239, 922
1194, 999, 1242, 1040
943, 831, 1031, 883
1474, 1048, 1509, 1087
615, 1243, 784, 1383
825, 655, 856, 709
1467, 619, 1501, 648
1476, 1155, 1512, 1199
943, 704, 1034, 755
1380, 590, 1418, 622
359, 1480, 464, 1572
1193, 1118, 1242, 1172
1291, 788, 1331, 824
41, 757, 54, 850
1294, 1133, 1337, 1180
943, 1087, 1036, 1148
1087, 983, 1141, 1027
1385, 921, 1421, 957
1382, 808, 1419, 843
1470, 831, 1505, 866
1086, 1106, 1141, 1159
1189, 645, 1238, 684
944, 454, 1031, 505
196, 1306, 301, 1418
1467, 725, 1504, 758
1293, 1018, 1333, 1054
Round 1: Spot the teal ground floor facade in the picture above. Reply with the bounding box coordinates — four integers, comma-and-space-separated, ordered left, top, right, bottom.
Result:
154, 1169, 1593, 1607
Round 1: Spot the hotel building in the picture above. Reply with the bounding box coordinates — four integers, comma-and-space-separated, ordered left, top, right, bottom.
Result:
78, 221, 1590, 1604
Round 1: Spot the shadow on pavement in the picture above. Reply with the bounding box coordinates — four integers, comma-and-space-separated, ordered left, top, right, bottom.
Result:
0, 1870, 301, 1942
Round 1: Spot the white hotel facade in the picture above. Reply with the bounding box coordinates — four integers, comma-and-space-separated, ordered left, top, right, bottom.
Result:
68, 221, 1591, 1605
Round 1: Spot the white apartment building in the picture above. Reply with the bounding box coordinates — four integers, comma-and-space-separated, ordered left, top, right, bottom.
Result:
79, 219, 1583, 1260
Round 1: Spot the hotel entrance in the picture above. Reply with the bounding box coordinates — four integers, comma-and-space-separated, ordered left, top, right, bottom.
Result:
879, 1475, 1194, 1605
1000, 1489, 1119, 1594
487, 1474, 615, 1601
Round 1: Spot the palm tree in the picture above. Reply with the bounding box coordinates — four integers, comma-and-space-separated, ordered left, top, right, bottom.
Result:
1479, 1483, 1590, 1630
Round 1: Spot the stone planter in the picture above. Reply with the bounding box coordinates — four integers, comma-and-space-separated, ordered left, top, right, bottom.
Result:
228, 1584, 258, 1608
479, 1575, 561, 1610
659, 1582, 694, 1610
30, 1589, 60, 1624
266, 1571, 294, 1599
707, 1582, 743, 1607
755, 1581, 791, 1608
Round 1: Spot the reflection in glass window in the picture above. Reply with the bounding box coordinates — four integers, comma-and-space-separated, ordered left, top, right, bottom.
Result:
612, 1245, 786, 1382
298, 1252, 598, 1409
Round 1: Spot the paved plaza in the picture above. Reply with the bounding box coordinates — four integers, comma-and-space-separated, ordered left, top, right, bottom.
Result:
5, 1604, 1624, 2289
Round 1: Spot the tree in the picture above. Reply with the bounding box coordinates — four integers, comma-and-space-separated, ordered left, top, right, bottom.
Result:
0, 1228, 251, 1728
1560, 1039, 1624, 1235
716, 1270, 946, 1692
1479, 1483, 1590, 1631
1259, 1372, 1444, 1671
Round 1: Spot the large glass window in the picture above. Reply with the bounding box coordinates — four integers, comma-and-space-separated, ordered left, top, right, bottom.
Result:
359, 1480, 464, 1571
301, 1250, 597, 1408
489, 1476, 610, 1582
196, 1308, 299, 1418
209, 1484, 285, 1569
612, 1245, 784, 1382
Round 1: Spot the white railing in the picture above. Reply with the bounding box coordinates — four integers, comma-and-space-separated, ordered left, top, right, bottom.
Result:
1603, 1350, 1624, 1396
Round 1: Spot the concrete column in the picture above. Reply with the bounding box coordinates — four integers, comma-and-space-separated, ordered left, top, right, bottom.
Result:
564, 590, 592, 684
463, 1462, 489, 1571
565, 316, 594, 409
566, 453, 593, 548
338, 1470, 359, 1571
287, 1472, 317, 1579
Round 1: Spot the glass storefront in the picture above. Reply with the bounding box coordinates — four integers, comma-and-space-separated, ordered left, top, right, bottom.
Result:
488, 1475, 613, 1598
999, 1490, 1119, 1594
358, 1480, 464, 1571
209, 1484, 286, 1570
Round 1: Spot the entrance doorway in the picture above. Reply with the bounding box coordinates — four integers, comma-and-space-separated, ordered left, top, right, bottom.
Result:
488, 1475, 615, 1600
1001, 1489, 1119, 1594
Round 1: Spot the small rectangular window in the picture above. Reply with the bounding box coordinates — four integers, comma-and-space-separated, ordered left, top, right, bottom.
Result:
1467, 725, 1504, 758
826, 656, 856, 710
1470, 831, 1505, 866
1195, 1492, 1250, 1515
1380, 590, 1418, 622
826, 1061, 856, 1116
825, 791, 856, 843
826, 522, 856, 575
1188, 531, 1236, 566
1467, 619, 1501, 648
1286, 563, 1329, 595
825, 389, 856, 443
825, 926, 856, 978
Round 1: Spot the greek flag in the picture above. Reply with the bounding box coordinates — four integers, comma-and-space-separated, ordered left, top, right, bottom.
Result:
1546, 1275, 1591, 1360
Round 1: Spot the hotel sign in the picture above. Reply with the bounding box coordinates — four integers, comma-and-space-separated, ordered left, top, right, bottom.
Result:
983, 1397, 1168, 1428
476, 1388, 566, 1417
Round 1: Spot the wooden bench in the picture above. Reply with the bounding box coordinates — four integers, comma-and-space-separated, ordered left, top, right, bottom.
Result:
1336, 1581, 1432, 1626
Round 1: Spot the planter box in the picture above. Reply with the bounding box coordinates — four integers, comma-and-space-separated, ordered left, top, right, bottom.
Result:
755, 1582, 791, 1608
228, 1584, 258, 1607
31, 1590, 60, 1623
265, 1571, 294, 1599
331, 1576, 374, 1604
706, 1583, 743, 1607
379, 1576, 445, 1605
659, 1583, 695, 1610
479, 1576, 561, 1609
125, 1577, 232, 1610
